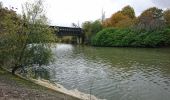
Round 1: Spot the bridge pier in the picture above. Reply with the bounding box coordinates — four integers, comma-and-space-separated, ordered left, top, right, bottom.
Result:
76, 36, 83, 44
77, 37, 80, 44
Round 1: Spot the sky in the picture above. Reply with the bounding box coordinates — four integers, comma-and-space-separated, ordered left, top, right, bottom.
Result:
0, 0, 170, 27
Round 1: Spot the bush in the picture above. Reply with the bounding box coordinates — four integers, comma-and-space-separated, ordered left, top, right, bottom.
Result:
91, 28, 170, 47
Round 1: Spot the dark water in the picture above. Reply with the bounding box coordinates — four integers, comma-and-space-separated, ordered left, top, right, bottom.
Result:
44, 44, 170, 100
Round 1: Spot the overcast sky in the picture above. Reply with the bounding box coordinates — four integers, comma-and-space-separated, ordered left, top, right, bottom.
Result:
1, 0, 170, 27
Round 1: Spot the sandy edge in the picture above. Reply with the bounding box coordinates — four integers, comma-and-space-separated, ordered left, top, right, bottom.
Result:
30, 78, 102, 100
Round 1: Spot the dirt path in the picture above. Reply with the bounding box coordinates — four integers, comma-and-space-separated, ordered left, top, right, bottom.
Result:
0, 67, 80, 100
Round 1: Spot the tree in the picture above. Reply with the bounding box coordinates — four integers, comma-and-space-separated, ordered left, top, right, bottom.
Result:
121, 5, 135, 19
0, 0, 55, 74
0, 3, 21, 67
82, 20, 102, 44
91, 20, 103, 35
103, 12, 134, 28
164, 9, 170, 27
136, 7, 165, 31
115, 17, 135, 28
102, 18, 112, 28
110, 12, 127, 27
102, 6, 136, 28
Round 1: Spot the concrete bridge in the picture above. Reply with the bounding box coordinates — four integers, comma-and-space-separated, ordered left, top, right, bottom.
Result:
50, 26, 84, 44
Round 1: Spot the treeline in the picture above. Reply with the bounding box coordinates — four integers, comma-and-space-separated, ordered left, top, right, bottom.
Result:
0, 1, 55, 74
82, 6, 170, 47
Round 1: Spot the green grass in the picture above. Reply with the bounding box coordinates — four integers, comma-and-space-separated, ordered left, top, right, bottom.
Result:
0, 67, 42, 89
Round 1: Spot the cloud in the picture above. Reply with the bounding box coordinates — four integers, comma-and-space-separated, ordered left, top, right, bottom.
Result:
2, 0, 168, 26
110, 0, 155, 16
151, 0, 170, 8
45, 0, 114, 26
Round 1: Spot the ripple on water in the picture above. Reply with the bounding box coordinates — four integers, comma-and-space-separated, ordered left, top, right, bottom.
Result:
45, 44, 170, 100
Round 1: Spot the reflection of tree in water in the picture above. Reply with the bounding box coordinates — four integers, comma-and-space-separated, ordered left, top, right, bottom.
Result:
19, 66, 50, 80
34, 67, 50, 80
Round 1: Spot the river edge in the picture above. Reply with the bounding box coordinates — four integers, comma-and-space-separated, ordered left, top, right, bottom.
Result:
0, 67, 102, 100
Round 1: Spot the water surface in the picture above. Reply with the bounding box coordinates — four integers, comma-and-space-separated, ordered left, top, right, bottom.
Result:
45, 44, 170, 100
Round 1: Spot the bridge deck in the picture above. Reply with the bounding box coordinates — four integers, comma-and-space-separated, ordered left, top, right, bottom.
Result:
50, 26, 83, 36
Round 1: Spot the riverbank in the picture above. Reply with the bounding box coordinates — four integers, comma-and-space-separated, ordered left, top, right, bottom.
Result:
0, 67, 80, 100
0, 67, 100, 100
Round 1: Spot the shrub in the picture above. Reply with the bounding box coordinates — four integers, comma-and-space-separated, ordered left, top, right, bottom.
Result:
91, 28, 170, 47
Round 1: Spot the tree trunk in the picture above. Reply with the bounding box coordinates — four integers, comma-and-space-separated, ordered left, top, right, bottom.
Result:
12, 65, 21, 75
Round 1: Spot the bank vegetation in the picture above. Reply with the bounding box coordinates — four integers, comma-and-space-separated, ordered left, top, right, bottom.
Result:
82, 6, 170, 47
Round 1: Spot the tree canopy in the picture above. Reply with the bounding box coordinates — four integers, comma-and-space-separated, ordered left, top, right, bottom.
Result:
135, 7, 165, 31
82, 20, 102, 44
121, 5, 135, 19
91, 6, 170, 47
0, 0, 55, 74
102, 5, 135, 28
164, 9, 170, 27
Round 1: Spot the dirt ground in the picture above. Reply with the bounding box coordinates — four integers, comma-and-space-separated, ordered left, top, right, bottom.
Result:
0, 67, 80, 100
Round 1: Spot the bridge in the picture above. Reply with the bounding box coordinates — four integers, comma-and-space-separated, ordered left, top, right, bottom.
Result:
50, 26, 84, 44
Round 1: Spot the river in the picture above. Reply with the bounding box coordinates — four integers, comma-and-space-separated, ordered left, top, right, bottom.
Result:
41, 43, 170, 100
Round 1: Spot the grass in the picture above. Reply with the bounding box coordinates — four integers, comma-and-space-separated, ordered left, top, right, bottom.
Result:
0, 67, 42, 89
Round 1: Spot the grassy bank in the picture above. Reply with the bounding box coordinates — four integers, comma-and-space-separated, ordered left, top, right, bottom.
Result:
0, 67, 80, 100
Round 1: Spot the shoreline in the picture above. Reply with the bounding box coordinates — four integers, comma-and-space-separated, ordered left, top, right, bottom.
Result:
0, 67, 102, 100
30, 78, 101, 100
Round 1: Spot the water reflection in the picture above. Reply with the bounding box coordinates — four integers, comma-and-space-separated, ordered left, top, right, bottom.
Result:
41, 44, 170, 100
20, 66, 50, 80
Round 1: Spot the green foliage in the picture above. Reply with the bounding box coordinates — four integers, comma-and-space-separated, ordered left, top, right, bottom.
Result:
90, 6, 170, 48
82, 20, 102, 44
92, 28, 170, 47
0, 4, 21, 67
25, 45, 53, 66
0, 0, 55, 74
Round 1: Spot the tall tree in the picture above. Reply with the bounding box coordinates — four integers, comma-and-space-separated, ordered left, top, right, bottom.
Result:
103, 12, 134, 28
136, 7, 165, 31
164, 9, 170, 27
102, 6, 135, 28
102, 18, 112, 28
0, 3, 21, 67
121, 5, 135, 19
82, 20, 102, 44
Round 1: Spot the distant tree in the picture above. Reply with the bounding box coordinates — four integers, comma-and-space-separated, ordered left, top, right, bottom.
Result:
110, 12, 127, 27
164, 9, 170, 27
82, 21, 92, 41
103, 11, 135, 28
82, 20, 102, 44
121, 5, 135, 19
103, 6, 136, 28
115, 17, 136, 28
136, 7, 165, 31
91, 20, 103, 35
102, 18, 112, 28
